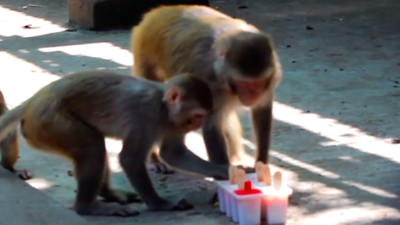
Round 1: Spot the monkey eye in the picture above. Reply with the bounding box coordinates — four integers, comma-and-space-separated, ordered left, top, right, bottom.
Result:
194, 114, 202, 118
185, 119, 193, 126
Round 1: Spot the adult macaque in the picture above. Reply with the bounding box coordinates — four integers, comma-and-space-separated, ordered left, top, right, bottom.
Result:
0, 70, 227, 216
131, 5, 282, 174
0, 90, 32, 180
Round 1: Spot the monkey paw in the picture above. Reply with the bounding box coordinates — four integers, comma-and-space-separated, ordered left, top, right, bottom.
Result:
148, 198, 193, 211
75, 202, 140, 217
208, 192, 219, 205
147, 162, 175, 174
15, 169, 33, 180
213, 175, 228, 180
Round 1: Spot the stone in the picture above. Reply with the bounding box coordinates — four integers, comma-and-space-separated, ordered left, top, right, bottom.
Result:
0, 167, 91, 225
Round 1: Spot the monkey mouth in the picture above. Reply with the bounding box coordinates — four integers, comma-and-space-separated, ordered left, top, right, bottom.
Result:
185, 120, 202, 131
229, 78, 266, 106
238, 96, 259, 106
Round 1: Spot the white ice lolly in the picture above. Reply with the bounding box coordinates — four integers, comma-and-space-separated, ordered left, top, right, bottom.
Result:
215, 180, 237, 217
215, 180, 227, 212
262, 171, 293, 225
215, 165, 239, 213
261, 185, 292, 224
228, 189, 239, 222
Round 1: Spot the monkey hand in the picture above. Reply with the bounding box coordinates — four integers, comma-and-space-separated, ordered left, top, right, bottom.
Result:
211, 164, 231, 180
147, 198, 193, 211
212, 164, 254, 181
147, 162, 175, 174
237, 165, 255, 173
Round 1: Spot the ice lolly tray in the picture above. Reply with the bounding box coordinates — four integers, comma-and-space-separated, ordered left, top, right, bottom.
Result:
215, 172, 293, 225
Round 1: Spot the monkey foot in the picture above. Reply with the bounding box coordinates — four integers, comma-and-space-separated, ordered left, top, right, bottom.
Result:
208, 192, 219, 205
14, 169, 33, 180
100, 189, 142, 204
75, 202, 139, 217
147, 162, 175, 174
148, 198, 193, 211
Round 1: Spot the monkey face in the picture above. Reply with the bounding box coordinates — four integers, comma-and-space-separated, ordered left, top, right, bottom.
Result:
229, 74, 273, 106
164, 88, 210, 132
217, 31, 276, 106
215, 60, 273, 106
183, 109, 208, 131
171, 107, 209, 132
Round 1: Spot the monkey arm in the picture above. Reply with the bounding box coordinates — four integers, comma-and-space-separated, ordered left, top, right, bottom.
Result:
159, 134, 229, 179
119, 129, 164, 206
202, 113, 230, 165
251, 99, 273, 164
119, 128, 194, 211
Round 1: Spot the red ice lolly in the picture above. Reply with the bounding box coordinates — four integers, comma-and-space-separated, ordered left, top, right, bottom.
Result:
233, 181, 264, 225
234, 181, 262, 195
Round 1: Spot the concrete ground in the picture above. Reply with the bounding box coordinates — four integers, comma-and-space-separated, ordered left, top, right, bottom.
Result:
0, 0, 400, 224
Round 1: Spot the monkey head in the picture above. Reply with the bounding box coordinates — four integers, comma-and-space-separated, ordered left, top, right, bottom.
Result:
214, 31, 279, 106
164, 74, 213, 132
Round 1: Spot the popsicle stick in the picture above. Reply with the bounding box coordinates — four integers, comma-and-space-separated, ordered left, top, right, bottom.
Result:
255, 161, 264, 182
229, 165, 237, 184
235, 169, 246, 189
273, 171, 282, 191
262, 164, 271, 186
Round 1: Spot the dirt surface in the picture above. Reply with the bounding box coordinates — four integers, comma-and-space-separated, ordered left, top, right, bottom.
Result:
0, 0, 400, 224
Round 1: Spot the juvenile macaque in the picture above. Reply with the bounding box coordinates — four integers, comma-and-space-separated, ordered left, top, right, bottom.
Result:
0, 90, 32, 180
131, 5, 282, 174
0, 70, 227, 216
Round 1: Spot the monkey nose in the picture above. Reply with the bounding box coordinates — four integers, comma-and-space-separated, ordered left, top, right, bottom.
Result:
188, 118, 203, 131
238, 93, 259, 106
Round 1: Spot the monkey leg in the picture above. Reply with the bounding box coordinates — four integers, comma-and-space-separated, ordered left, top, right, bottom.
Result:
251, 102, 274, 164
120, 133, 193, 211
132, 53, 162, 82
23, 117, 139, 217
73, 147, 138, 217
132, 59, 173, 175
147, 150, 175, 175
132, 51, 174, 175
99, 160, 142, 204
0, 130, 33, 180
159, 134, 229, 180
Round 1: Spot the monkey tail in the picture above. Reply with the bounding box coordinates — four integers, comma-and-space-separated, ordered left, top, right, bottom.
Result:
0, 101, 28, 142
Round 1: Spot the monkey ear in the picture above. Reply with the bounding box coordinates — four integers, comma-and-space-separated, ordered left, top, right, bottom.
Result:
218, 38, 232, 58
165, 86, 181, 105
217, 49, 226, 59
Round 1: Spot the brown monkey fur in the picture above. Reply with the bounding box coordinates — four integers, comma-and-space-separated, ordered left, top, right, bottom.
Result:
0, 70, 226, 216
0, 90, 32, 180
130, 5, 282, 174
